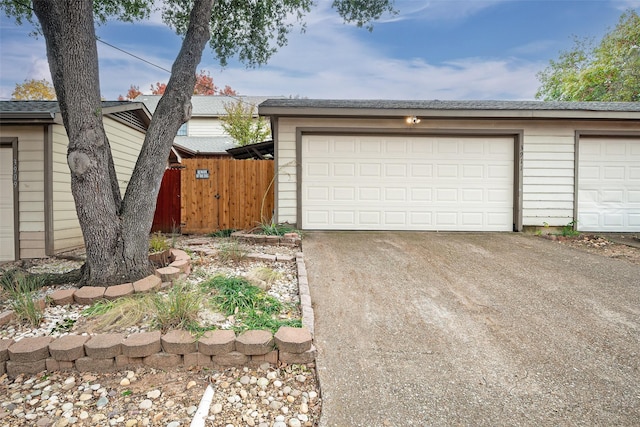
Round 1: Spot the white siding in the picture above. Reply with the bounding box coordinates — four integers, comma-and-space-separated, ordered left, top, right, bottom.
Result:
521, 125, 575, 226
50, 125, 80, 252
0, 126, 46, 258
51, 117, 146, 252
186, 117, 227, 137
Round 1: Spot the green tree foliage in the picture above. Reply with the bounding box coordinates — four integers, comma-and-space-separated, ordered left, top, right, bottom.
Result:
12, 78, 56, 100
220, 100, 271, 147
536, 10, 640, 102
0, 0, 396, 286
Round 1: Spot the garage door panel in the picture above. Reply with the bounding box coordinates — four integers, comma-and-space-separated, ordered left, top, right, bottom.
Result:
578, 138, 640, 232
302, 135, 514, 231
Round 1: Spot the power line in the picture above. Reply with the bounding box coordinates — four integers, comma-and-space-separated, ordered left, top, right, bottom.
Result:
7, 0, 262, 108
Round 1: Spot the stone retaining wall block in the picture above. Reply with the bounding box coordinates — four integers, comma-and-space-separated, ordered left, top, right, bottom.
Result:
8, 337, 53, 362
279, 345, 317, 365
183, 352, 213, 368
85, 333, 124, 359
251, 350, 279, 365
144, 353, 182, 369
198, 330, 236, 356
132, 275, 161, 293
161, 330, 197, 354
75, 357, 115, 372
49, 289, 76, 306
0, 338, 14, 362
274, 327, 312, 354
235, 330, 274, 355
212, 351, 250, 367
49, 335, 90, 361
45, 358, 74, 372
73, 286, 106, 305
115, 355, 144, 368
122, 331, 162, 358
104, 283, 134, 300
6, 360, 46, 377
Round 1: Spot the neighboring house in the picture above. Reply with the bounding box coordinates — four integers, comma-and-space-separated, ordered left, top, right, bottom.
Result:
259, 99, 640, 233
0, 101, 151, 262
137, 95, 273, 165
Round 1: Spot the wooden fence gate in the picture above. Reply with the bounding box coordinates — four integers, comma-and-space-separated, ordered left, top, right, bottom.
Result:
151, 168, 181, 233
181, 158, 274, 234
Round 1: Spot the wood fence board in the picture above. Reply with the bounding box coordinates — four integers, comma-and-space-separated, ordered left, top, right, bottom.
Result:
180, 158, 274, 233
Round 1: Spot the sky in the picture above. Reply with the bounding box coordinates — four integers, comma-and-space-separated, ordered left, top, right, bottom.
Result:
0, 0, 639, 101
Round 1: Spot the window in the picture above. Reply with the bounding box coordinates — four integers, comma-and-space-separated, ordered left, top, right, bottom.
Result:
177, 123, 188, 136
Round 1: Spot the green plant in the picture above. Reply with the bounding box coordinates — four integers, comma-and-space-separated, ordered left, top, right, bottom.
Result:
204, 275, 283, 317
234, 309, 302, 333
561, 220, 580, 237
208, 229, 236, 238
220, 100, 271, 147
152, 283, 202, 332
149, 232, 170, 253
258, 222, 298, 236
0, 271, 45, 327
218, 241, 248, 262
50, 317, 76, 333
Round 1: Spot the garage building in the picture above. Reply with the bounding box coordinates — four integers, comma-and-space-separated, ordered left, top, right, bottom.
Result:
259, 100, 640, 233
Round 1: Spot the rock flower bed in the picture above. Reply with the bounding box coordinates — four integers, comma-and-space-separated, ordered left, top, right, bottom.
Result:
0, 234, 316, 377
0, 233, 320, 427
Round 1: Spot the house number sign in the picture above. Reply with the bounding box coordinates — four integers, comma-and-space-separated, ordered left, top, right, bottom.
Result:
195, 169, 209, 179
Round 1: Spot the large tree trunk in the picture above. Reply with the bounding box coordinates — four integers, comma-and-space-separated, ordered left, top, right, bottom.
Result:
33, 0, 215, 286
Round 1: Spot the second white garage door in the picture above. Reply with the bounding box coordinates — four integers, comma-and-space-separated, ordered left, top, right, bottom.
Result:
578, 137, 640, 232
301, 135, 514, 231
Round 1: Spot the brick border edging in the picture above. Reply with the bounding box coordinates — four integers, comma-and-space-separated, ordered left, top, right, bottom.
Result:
232, 230, 302, 248
0, 242, 317, 378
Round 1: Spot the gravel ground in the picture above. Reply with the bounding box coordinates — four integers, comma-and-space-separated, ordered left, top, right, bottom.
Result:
0, 235, 320, 427
0, 364, 320, 427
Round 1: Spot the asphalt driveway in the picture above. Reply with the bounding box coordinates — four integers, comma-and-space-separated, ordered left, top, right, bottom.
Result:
302, 232, 640, 426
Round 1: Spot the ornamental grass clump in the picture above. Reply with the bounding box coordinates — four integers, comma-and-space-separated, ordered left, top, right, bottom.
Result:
0, 271, 44, 327
152, 282, 202, 332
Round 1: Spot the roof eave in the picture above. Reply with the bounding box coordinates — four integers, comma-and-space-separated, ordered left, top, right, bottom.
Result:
258, 106, 640, 121
0, 111, 57, 123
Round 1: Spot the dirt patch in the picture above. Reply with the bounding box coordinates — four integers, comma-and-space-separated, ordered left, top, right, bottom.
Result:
552, 234, 640, 265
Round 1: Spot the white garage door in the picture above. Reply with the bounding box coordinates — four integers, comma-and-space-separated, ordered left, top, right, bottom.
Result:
578, 138, 640, 232
301, 135, 514, 231
0, 146, 15, 261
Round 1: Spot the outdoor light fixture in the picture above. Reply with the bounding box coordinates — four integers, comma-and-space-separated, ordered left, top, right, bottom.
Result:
406, 116, 421, 124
